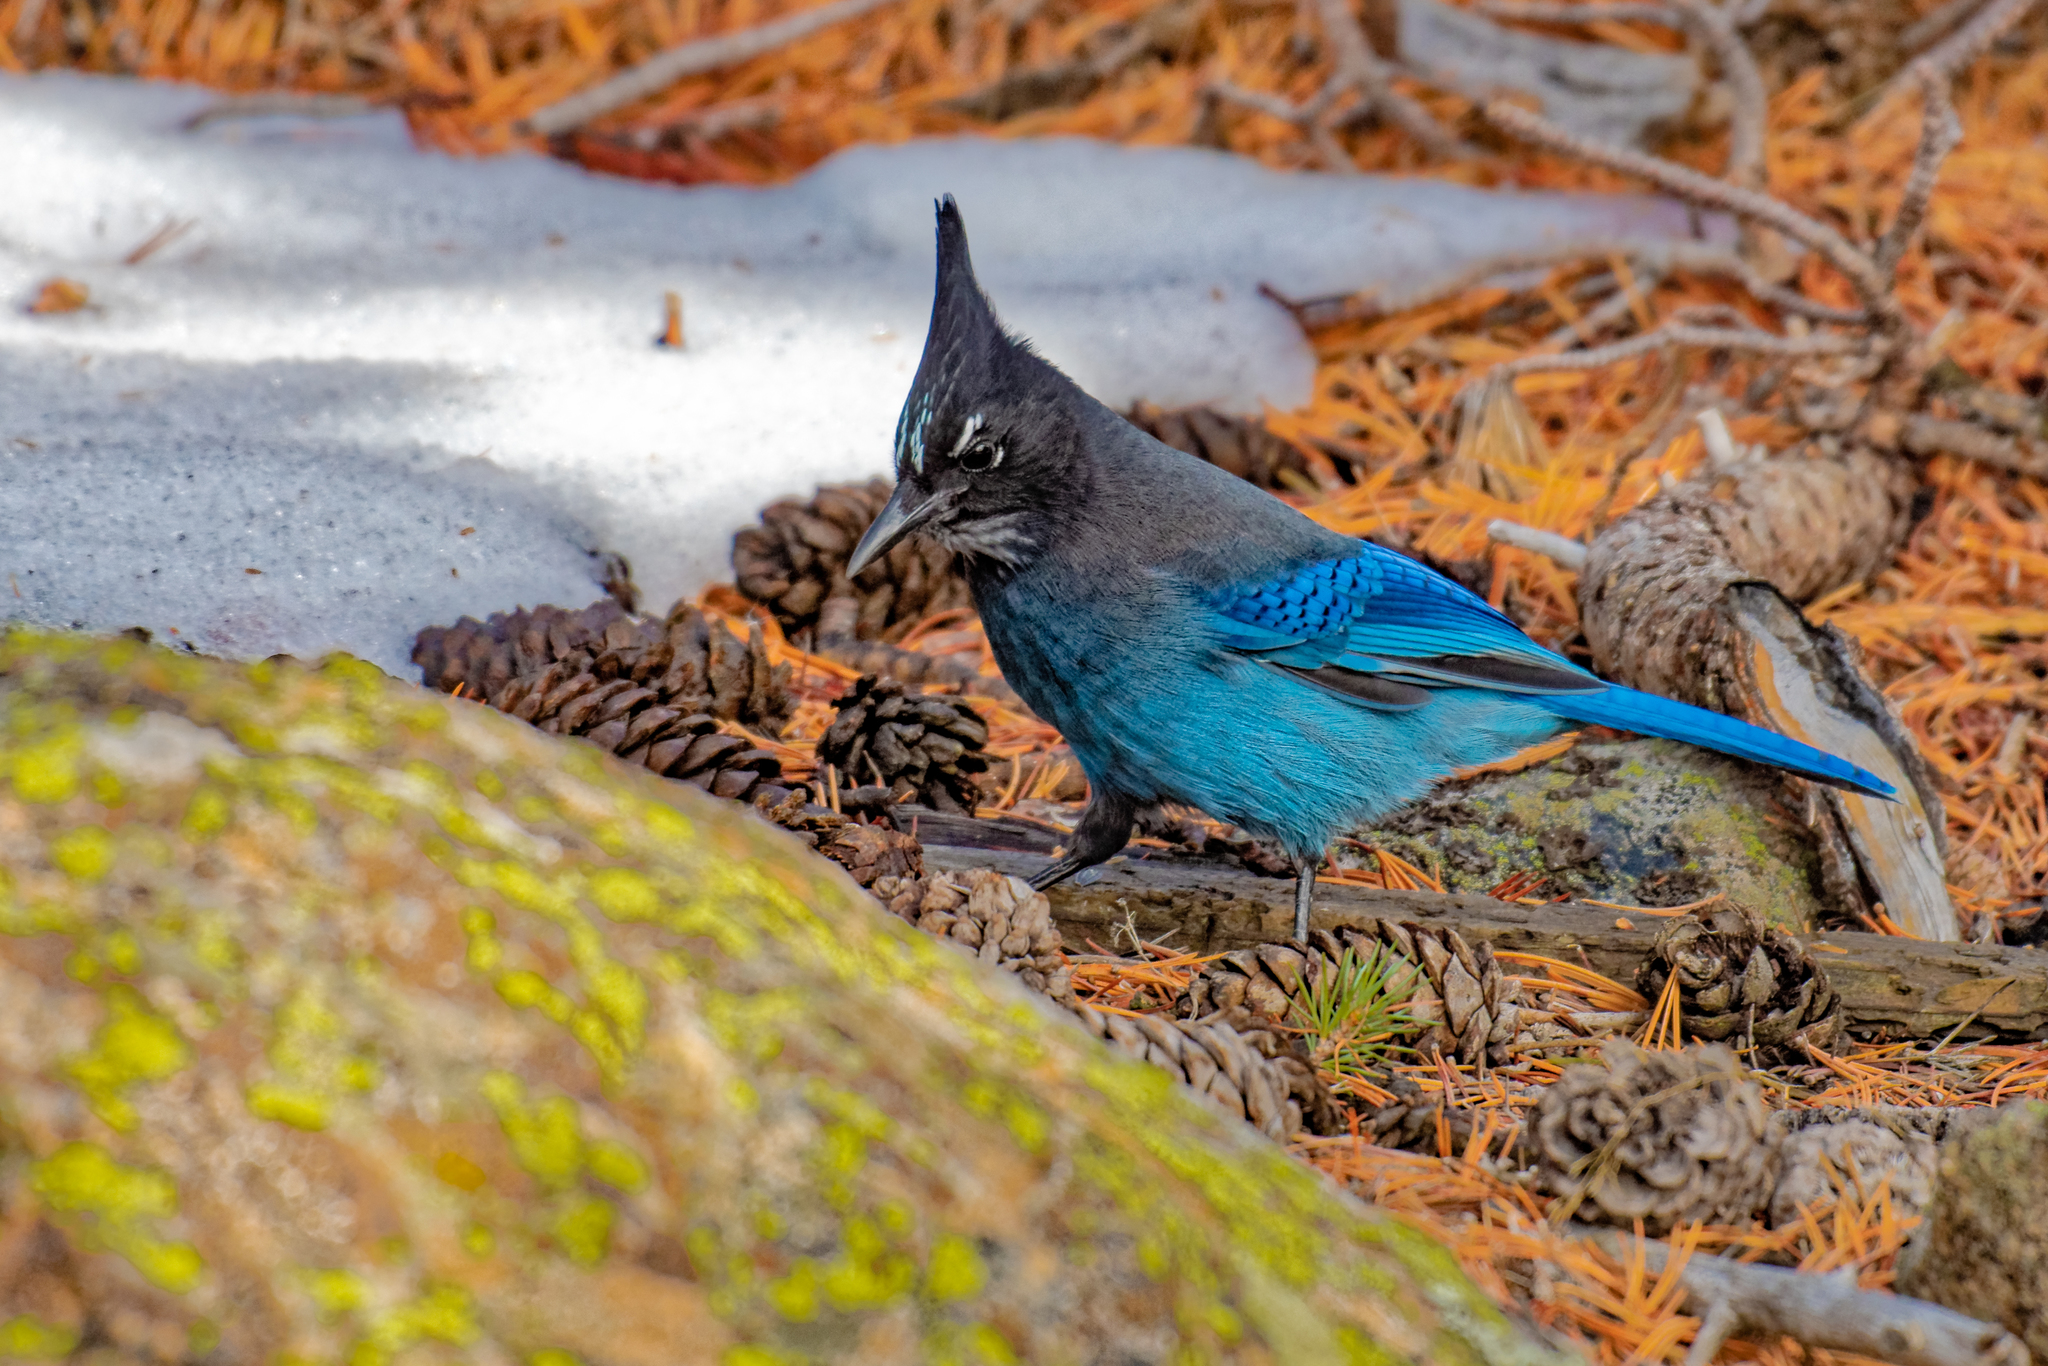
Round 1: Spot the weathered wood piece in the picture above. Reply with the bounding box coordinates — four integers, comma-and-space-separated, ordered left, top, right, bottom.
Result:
923, 844, 2048, 1039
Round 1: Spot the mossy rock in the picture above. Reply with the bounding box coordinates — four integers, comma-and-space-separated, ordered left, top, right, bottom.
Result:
0, 630, 1570, 1366
1351, 739, 1826, 930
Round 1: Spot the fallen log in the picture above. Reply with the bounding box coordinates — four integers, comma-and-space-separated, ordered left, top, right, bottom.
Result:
920, 839, 2048, 1040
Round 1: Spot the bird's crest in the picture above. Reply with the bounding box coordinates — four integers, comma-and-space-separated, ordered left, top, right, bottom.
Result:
896, 195, 1007, 477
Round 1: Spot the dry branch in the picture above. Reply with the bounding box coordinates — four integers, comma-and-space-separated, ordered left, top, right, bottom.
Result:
1477, 0, 1767, 185
919, 842, 2048, 1037
1210, 0, 1472, 164
1484, 100, 1898, 322
1884, 413, 2048, 477
1480, 321, 1862, 379
1875, 71, 1966, 280
1584, 1233, 2031, 1366
1863, 0, 2044, 121
521, 0, 906, 136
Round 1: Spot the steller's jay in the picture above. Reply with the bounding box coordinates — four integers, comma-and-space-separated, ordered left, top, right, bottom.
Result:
849, 198, 1896, 940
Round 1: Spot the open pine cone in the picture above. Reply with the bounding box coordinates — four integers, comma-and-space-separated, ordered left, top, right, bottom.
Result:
1182, 923, 1557, 1069
818, 675, 990, 814
1531, 1040, 1778, 1233
759, 790, 926, 889
1123, 402, 1313, 490
1073, 1007, 1331, 1141
1635, 904, 1840, 1057
414, 599, 794, 806
1361, 1074, 1489, 1155
415, 598, 792, 734
731, 479, 972, 644
1768, 1118, 1937, 1227
874, 868, 1068, 997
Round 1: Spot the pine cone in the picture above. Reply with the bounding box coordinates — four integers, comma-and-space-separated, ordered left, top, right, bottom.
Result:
414, 600, 794, 805
874, 868, 1069, 997
731, 479, 972, 643
1124, 402, 1312, 490
1072, 1007, 1329, 1141
1182, 924, 1533, 1069
1361, 1074, 1489, 1155
1768, 1119, 1937, 1227
759, 790, 926, 889
818, 675, 990, 814
1635, 904, 1840, 1058
415, 598, 793, 735
1531, 1040, 1778, 1233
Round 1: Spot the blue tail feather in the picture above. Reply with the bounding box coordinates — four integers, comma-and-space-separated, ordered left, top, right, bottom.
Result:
1544, 685, 1897, 800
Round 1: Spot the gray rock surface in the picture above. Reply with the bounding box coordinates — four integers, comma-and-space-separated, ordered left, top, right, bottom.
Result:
1348, 738, 1827, 929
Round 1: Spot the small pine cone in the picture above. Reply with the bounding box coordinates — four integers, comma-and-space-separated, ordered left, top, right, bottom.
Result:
420, 599, 792, 739
1531, 1039, 1778, 1233
1124, 402, 1313, 491
759, 790, 927, 889
1072, 1007, 1327, 1141
1767, 1119, 1937, 1228
873, 869, 1069, 998
1635, 904, 1840, 1059
1361, 1074, 1489, 1156
818, 675, 990, 814
418, 603, 793, 807
731, 479, 973, 643
413, 599, 632, 699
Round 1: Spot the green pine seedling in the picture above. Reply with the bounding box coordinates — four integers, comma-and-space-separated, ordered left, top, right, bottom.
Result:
1289, 943, 1421, 1091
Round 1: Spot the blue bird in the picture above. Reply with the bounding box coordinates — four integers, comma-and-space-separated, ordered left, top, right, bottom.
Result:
849, 197, 1896, 941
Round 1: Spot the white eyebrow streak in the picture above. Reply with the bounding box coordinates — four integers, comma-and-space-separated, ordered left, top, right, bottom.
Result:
949, 413, 984, 457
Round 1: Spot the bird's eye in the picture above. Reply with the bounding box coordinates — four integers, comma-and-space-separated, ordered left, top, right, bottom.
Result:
958, 440, 1002, 474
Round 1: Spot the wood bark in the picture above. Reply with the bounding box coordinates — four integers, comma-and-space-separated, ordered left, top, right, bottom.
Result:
923, 842, 2048, 1039
1575, 443, 1956, 939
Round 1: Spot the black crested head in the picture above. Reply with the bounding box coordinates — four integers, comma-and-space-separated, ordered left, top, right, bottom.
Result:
846, 195, 1089, 581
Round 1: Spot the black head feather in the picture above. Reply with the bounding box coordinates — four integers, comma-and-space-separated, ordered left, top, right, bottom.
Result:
878, 196, 1089, 572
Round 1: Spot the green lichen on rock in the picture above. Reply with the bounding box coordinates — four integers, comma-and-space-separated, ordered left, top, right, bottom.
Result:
1351, 740, 1826, 929
1894, 1101, 2048, 1353
0, 630, 1572, 1366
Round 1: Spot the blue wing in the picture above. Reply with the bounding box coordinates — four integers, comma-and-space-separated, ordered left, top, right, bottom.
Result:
1205, 541, 1604, 703
1204, 541, 1898, 799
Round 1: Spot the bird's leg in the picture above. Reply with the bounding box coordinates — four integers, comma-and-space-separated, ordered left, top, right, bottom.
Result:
1293, 862, 1317, 943
1028, 788, 1135, 892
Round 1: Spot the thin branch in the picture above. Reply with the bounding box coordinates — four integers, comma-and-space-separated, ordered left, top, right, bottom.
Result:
521, 0, 906, 136
1874, 68, 1965, 280
1670, 0, 1768, 188
1864, 0, 2041, 119
1306, 0, 1474, 160
180, 93, 375, 130
1892, 413, 2048, 477
1590, 1233, 2031, 1366
1899, 0, 1993, 51
1473, 0, 1765, 185
1488, 520, 1590, 570
1543, 267, 1655, 348
1270, 239, 1867, 330
1484, 100, 1898, 320
1482, 321, 1861, 379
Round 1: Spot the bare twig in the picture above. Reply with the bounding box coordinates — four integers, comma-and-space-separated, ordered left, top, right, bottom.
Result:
1485, 100, 1898, 321
1473, 0, 1765, 185
1274, 239, 1867, 330
1488, 520, 1590, 570
1901, 0, 1992, 49
521, 0, 906, 136
1482, 321, 1861, 379
1864, 0, 2041, 119
1883, 412, 2048, 477
1210, 0, 1471, 164
1587, 1233, 2031, 1366
1308, 0, 1473, 159
121, 218, 196, 266
180, 93, 376, 129
1875, 69, 1965, 280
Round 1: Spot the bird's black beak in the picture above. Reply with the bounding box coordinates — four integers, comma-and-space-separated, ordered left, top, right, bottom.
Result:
847, 483, 943, 577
